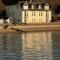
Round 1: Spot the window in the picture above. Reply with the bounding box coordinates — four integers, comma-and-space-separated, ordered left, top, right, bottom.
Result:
17, 20, 20, 22
39, 12, 43, 16
32, 12, 33, 16
26, 12, 28, 16
34, 12, 35, 16
25, 11, 28, 17
32, 11, 35, 16
32, 11, 33, 16
16, 5, 18, 8
25, 12, 26, 16
13, 12, 14, 16
24, 18, 26, 23
39, 12, 40, 16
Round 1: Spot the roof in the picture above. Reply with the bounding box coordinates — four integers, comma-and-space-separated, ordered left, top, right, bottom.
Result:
22, 2, 50, 10
19, 1, 45, 5
22, 9, 51, 11
2, 0, 19, 5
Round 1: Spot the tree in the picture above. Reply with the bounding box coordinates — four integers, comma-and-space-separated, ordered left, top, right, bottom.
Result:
55, 5, 60, 14
0, 0, 5, 13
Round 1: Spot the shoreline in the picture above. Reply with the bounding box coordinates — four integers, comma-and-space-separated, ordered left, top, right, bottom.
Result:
0, 22, 60, 33
15, 22, 60, 31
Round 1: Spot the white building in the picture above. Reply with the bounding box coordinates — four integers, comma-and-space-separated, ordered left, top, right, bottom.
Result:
22, 2, 51, 24
6, 1, 51, 24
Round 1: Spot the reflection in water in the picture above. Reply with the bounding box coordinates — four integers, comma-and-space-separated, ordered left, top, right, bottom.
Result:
22, 32, 52, 60
52, 32, 60, 60
0, 34, 22, 60
0, 31, 60, 60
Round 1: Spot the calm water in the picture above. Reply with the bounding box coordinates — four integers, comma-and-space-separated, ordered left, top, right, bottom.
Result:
0, 31, 60, 60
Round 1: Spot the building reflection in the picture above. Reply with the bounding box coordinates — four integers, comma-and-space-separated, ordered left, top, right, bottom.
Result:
52, 32, 60, 60
22, 32, 53, 60
0, 34, 22, 60
0, 32, 54, 60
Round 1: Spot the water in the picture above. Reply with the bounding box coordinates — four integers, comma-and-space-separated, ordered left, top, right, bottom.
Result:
0, 31, 60, 60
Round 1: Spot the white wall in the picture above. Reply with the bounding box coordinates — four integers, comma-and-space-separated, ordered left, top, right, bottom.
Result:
46, 11, 51, 22
22, 11, 47, 23
22, 11, 25, 23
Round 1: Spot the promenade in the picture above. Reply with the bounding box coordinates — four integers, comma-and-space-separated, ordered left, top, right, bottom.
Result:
15, 22, 60, 31
0, 22, 60, 33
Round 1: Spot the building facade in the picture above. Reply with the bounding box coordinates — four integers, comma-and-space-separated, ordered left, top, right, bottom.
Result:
22, 32, 52, 60
6, 1, 51, 24
22, 2, 51, 24
6, 4, 22, 23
